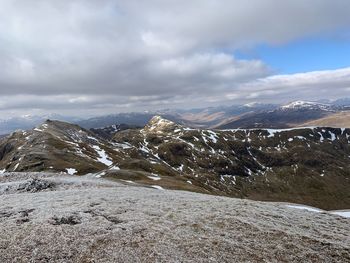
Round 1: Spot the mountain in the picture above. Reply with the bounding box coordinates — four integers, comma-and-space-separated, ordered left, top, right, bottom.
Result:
280, 100, 333, 111
0, 120, 123, 174
90, 124, 140, 140
1, 116, 350, 210
217, 100, 339, 129
1, 99, 350, 135
168, 103, 277, 128
74, 104, 277, 130
76, 112, 182, 129
0, 114, 81, 135
111, 116, 350, 210
332, 98, 350, 108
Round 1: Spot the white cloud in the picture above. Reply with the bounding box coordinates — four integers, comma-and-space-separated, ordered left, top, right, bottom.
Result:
0, 0, 349, 116
238, 67, 350, 101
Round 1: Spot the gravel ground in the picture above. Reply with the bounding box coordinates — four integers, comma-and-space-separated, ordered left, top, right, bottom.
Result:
0, 173, 349, 263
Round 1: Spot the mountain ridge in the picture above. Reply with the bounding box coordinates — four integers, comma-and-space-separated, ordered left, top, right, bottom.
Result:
1, 116, 350, 210
2, 99, 350, 135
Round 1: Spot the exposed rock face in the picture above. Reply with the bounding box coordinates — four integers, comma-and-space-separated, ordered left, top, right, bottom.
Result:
1, 117, 350, 209
143, 115, 180, 133
0, 173, 349, 263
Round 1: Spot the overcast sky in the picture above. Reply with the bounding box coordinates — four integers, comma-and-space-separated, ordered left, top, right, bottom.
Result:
1, 0, 350, 117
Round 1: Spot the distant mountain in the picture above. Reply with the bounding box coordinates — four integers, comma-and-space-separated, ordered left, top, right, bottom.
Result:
1, 98, 350, 135
76, 112, 182, 129
217, 100, 345, 129
163, 103, 278, 128
1, 116, 350, 209
74, 104, 278, 129
332, 98, 350, 110
280, 100, 333, 111
90, 123, 140, 140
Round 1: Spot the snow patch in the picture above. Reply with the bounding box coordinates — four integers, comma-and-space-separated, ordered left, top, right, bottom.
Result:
318, 132, 324, 142
286, 205, 322, 213
151, 185, 164, 190
92, 145, 113, 166
328, 131, 336, 141
120, 179, 135, 184
330, 211, 350, 218
177, 164, 184, 172
95, 171, 106, 178
148, 174, 161, 181
220, 174, 236, 185
66, 168, 77, 175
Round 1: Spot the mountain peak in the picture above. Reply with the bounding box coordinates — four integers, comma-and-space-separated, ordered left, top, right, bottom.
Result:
144, 115, 178, 132
243, 102, 259, 108
280, 100, 331, 111
40, 119, 82, 130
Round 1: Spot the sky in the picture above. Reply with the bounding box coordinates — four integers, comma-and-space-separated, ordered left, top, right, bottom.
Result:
1, 0, 350, 118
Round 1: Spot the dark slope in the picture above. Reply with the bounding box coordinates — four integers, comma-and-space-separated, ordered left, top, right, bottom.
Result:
1, 117, 350, 209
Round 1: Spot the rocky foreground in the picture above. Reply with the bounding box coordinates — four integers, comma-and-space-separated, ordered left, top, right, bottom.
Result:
0, 173, 349, 263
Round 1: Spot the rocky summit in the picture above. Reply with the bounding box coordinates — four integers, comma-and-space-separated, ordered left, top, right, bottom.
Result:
0, 116, 350, 210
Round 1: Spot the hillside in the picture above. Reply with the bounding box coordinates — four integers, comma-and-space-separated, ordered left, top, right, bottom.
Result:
1, 117, 350, 209
300, 111, 350, 128
0, 120, 143, 175
174, 103, 277, 128
0, 173, 349, 262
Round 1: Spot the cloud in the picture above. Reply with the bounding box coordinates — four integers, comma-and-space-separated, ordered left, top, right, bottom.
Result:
0, 0, 350, 116
237, 67, 350, 101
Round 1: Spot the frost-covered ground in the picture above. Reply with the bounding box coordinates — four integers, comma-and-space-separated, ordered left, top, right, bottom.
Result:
0, 172, 349, 263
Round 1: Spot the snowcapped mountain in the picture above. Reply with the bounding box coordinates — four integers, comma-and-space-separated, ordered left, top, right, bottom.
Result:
1, 116, 350, 210
280, 100, 333, 111
217, 100, 340, 129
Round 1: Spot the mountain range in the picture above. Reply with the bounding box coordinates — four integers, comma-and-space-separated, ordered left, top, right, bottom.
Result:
2, 99, 350, 135
1, 115, 350, 210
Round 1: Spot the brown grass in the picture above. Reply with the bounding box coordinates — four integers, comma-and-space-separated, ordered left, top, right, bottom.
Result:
299, 111, 350, 128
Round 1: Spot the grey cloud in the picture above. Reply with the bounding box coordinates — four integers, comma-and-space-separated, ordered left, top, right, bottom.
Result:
0, 0, 350, 117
